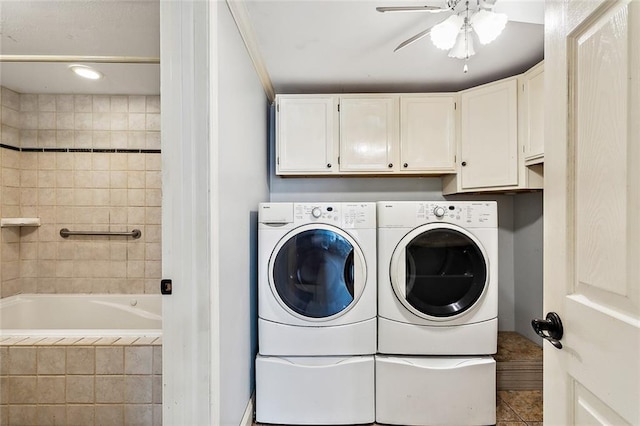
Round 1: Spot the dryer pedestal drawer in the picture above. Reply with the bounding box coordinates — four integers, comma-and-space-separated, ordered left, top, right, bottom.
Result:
375, 355, 496, 426
256, 354, 375, 425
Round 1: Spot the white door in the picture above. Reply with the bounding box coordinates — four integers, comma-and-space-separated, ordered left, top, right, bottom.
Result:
543, 1, 639, 424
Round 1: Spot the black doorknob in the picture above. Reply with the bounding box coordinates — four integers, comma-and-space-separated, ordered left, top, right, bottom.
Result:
531, 312, 564, 349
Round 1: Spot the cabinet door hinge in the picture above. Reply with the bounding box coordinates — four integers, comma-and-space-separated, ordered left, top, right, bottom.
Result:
522, 84, 526, 92
277, 103, 279, 112
337, 103, 340, 112
277, 157, 280, 165
454, 102, 457, 110
338, 156, 341, 165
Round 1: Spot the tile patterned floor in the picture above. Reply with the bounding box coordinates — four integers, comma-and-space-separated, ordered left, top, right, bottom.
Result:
497, 390, 543, 425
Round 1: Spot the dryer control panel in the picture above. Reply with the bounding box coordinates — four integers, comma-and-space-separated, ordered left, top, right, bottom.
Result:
378, 201, 497, 228
294, 203, 376, 229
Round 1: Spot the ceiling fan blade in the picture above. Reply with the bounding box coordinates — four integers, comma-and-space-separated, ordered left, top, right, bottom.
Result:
394, 26, 433, 52
376, 5, 447, 13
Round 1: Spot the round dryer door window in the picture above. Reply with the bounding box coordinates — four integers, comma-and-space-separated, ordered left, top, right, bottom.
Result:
390, 223, 489, 320
270, 224, 367, 320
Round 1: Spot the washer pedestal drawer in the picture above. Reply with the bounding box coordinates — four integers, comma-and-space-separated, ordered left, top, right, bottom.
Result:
375, 354, 496, 426
256, 354, 375, 425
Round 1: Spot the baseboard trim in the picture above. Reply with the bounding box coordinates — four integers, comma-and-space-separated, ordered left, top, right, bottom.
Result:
240, 391, 256, 426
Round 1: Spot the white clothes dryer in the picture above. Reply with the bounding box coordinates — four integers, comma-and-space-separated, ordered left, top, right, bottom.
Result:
377, 201, 498, 355
258, 202, 377, 356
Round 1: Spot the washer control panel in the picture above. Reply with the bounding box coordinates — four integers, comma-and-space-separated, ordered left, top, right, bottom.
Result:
294, 203, 376, 229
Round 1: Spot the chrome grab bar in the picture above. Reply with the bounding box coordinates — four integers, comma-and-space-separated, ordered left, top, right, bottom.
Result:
59, 228, 141, 239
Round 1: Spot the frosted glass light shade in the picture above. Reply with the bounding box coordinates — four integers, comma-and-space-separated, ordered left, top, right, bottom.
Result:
470, 10, 508, 44
430, 14, 465, 50
448, 31, 476, 59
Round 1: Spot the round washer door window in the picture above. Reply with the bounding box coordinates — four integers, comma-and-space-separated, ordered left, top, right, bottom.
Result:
270, 224, 367, 320
390, 223, 488, 320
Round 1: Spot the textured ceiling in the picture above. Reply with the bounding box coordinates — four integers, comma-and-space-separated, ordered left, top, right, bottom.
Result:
0, 0, 544, 95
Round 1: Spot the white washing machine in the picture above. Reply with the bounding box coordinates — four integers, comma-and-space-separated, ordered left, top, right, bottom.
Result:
377, 201, 498, 355
256, 202, 377, 425
258, 202, 377, 356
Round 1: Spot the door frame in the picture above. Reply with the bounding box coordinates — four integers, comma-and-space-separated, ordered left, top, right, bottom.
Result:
160, 1, 219, 424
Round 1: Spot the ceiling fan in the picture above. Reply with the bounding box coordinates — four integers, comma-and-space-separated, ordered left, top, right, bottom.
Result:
377, 0, 538, 71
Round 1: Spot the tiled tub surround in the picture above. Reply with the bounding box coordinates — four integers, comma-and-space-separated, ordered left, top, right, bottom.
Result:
0, 294, 162, 424
0, 342, 162, 426
0, 87, 162, 298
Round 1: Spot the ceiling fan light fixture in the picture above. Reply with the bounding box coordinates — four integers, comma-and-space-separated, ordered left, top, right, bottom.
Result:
448, 30, 475, 59
430, 14, 464, 50
470, 10, 508, 45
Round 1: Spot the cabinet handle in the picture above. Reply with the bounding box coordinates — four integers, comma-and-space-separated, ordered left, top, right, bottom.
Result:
327, 163, 332, 168
403, 163, 408, 168
461, 161, 467, 167
388, 163, 393, 168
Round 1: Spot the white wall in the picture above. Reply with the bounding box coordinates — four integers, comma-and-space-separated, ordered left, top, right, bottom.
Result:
216, 3, 270, 425
513, 192, 543, 344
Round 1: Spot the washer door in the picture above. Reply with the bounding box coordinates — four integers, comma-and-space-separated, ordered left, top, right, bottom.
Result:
269, 224, 367, 321
390, 223, 489, 320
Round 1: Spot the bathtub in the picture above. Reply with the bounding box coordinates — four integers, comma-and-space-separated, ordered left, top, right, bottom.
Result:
0, 293, 162, 338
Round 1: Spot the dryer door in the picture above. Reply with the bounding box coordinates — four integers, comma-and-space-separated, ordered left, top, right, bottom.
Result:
390, 223, 489, 320
269, 224, 367, 321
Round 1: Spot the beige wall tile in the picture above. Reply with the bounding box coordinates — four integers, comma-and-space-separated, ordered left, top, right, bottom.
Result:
66, 347, 95, 375
0, 376, 8, 404
38, 95, 56, 112
74, 95, 93, 113
37, 405, 67, 426
20, 94, 38, 112
9, 347, 37, 374
37, 376, 66, 404
9, 405, 38, 426
37, 347, 66, 375
128, 96, 146, 113
9, 376, 37, 403
124, 376, 152, 403
125, 403, 153, 425
67, 405, 95, 425
124, 347, 152, 375
96, 347, 124, 374
0, 347, 9, 374
95, 404, 124, 426
96, 376, 124, 403
55, 95, 74, 112
93, 96, 110, 113
66, 375, 94, 403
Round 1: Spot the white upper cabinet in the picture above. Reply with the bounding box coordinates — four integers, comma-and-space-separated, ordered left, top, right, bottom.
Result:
276, 95, 339, 175
399, 95, 456, 173
519, 62, 544, 165
338, 95, 399, 172
459, 77, 519, 190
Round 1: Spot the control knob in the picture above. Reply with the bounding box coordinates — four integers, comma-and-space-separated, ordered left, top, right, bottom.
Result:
433, 206, 446, 218
311, 207, 322, 218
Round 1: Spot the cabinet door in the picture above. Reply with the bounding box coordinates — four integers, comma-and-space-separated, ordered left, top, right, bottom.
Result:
522, 63, 544, 164
339, 96, 399, 172
276, 95, 338, 175
400, 95, 456, 172
460, 79, 518, 189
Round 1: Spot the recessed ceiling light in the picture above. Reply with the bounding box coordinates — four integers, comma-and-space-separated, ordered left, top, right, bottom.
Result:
69, 65, 103, 80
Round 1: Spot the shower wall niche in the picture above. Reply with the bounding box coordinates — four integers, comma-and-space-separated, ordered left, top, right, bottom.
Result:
0, 87, 162, 298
